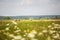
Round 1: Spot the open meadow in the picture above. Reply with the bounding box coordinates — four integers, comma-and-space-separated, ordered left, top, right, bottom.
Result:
0, 20, 60, 40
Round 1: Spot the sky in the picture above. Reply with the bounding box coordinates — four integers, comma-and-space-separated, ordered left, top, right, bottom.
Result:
0, 0, 60, 16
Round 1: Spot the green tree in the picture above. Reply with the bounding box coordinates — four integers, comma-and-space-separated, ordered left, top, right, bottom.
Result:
3, 16, 11, 20
24, 16, 29, 20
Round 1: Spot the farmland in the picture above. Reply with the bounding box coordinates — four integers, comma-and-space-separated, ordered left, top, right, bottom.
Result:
0, 20, 60, 40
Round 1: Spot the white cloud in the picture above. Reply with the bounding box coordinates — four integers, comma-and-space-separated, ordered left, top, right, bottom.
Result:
0, 0, 60, 16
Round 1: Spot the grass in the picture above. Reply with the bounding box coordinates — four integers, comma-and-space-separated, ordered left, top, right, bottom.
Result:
0, 20, 60, 40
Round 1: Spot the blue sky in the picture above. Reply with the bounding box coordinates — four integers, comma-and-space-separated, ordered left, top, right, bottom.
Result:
0, 0, 60, 16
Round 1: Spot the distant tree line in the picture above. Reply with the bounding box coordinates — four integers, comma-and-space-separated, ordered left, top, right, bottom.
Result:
2, 16, 60, 20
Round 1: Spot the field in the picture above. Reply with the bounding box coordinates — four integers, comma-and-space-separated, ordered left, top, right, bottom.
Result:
0, 20, 60, 40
